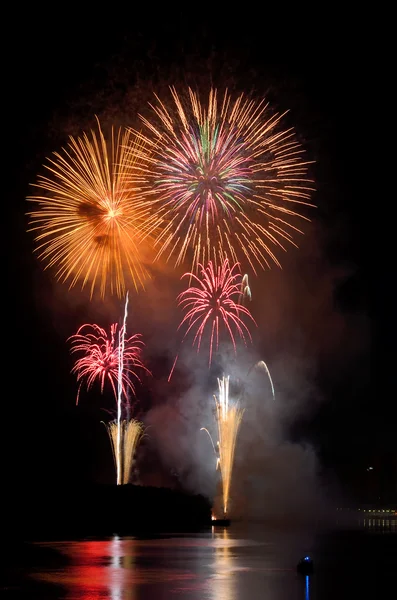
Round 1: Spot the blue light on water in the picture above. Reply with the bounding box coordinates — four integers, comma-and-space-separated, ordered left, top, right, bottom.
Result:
305, 575, 310, 600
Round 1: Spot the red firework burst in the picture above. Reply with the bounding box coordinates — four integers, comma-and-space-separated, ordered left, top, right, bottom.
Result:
68, 323, 147, 404
177, 259, 256, 365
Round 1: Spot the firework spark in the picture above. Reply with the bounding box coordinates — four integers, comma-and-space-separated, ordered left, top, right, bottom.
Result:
248, 360, 275, 401
177, 259, 256, 365
68, 322, 147, 405
105, 419, 145, 485
27, 119, 155, 298
202, 376, 244, 516
133, 87, 315, 273
239, 273, 252, 304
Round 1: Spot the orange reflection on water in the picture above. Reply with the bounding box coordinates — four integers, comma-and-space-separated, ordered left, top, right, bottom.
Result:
211, 527, 237, 600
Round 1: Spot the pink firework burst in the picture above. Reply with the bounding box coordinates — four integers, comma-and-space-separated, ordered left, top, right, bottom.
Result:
68, 323, 147, 404
132, 87, 315, 274
177, 259, 256, 365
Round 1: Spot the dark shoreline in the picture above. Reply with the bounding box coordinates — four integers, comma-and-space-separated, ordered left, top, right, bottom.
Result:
4, 483, 212, 541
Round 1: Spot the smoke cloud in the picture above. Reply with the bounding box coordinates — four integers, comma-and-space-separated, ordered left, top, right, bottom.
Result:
27, 213, 368, 520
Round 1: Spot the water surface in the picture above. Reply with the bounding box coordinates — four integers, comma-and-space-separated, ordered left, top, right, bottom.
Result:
2, 518, 396, 599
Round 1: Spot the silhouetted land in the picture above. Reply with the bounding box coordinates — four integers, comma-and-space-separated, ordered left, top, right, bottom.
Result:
4, 484, 212, 540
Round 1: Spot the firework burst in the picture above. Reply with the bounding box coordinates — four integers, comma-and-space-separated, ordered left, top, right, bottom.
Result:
68, 322, 147, 405
27, 119, 155, 298
133, 87, 315, 273
177, 259, 256, 365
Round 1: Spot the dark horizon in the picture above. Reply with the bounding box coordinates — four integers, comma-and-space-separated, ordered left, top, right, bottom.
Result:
6, 14, 395, 512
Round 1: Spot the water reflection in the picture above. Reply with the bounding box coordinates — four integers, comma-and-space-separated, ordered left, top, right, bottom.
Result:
28, 529, 313, 599
109, 535, 135, 600
36, 536, 138, 599
211, 526, 236, 600
37, 535, 217, 598
361, 518, 397, 532
5, 521, 395, 599
305, 575, 310, 600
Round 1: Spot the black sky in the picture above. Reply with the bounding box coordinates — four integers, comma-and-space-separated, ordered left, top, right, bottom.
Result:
6, 13, 395, 503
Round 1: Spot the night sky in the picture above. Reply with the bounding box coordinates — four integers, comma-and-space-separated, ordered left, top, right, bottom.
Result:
6, 13, 395, 509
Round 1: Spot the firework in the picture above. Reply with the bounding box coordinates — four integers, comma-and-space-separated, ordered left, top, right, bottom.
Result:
68, 321, 147, 405
105, 419, 145, 484
116, 292, 129, 485
69, 294, 149, 485
202, 376, 244, 516
27, 119, 154, 298
177, 259, 256, 365
133, 87, 315, 273
239, 273, 252, 304
248, 360, 275, 401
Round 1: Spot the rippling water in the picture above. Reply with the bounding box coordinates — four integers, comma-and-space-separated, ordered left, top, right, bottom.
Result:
2, 518, 396, 599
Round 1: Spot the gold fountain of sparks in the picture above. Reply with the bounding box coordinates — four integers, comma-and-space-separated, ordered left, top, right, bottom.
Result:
105, 419, 145, 485
203, 376, 245, 516
27, 118, 156, 298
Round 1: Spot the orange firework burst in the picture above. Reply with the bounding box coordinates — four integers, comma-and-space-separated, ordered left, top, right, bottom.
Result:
27, 119, 155, 298
133, 87, 315, 273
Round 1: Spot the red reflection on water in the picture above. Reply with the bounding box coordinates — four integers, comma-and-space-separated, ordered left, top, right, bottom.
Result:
33, 537, 201, 599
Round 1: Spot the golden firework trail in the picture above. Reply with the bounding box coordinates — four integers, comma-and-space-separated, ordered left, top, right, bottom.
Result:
132, 87, 315, 274
104, 419, 145, 484
27, 118, 155, 298
202, 376, 245, 516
